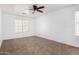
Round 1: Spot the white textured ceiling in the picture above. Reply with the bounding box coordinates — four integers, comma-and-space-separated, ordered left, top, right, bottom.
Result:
0, 4, 71, 18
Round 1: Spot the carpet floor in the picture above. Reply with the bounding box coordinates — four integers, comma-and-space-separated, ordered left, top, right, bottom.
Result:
0, 36, 79, 55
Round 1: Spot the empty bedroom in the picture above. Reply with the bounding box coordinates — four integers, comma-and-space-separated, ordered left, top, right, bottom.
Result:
0, 4, 79, 55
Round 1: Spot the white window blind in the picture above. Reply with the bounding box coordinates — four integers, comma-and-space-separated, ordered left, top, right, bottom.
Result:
15, 19, 29, 32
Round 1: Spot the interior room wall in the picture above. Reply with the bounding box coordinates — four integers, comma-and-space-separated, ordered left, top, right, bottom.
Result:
0, 9, 2, 39
0, 8, 2, 48
36, 5, 79, 47
1, 11, 36, 40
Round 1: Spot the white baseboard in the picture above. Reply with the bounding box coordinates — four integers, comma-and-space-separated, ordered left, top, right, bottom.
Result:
2, 33, 35, 40
36, 34, 79, 48
1, 33, 79, 48
0, 33, 35, 48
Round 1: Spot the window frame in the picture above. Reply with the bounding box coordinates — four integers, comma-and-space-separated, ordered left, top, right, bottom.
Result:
15, 19, 29, 33
75, 11, 79, 36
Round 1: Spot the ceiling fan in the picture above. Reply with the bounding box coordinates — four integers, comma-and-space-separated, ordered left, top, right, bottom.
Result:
32, 4, 45, 14
21, 4, 45, 14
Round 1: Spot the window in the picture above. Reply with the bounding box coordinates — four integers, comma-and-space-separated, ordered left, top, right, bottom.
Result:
75, 11, 79, 35
15, 19, 29, 32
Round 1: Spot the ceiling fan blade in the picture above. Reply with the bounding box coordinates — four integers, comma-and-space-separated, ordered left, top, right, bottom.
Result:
37, 6, 45, 9
28, 9, 33, 10
37, 9, 43, 13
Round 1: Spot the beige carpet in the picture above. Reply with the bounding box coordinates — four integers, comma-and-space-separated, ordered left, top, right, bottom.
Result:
0, 36, 79, 55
